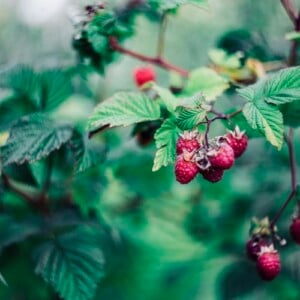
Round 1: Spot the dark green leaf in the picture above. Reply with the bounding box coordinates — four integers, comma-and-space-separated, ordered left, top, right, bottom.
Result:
153, 118, 180, 171
87, 92, 161, 132
176, 107, 206, 130
242, 100, 283, 149
238, 67, 300, 105
35, 228, 105, 300
149, 0, 208, 11
1, 114, 73, 166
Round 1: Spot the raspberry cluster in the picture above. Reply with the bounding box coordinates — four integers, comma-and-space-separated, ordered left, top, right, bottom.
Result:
175, 127, 248, 184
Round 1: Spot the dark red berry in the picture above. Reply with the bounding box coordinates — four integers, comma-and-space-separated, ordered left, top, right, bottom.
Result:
256, 247, 281, 281
175, 155, 199, 184
226, 127, 248, 158
133, 66, 156, 87
176, 132, 201, 155
290, 218, 300, 244
207, 143, 235, 170
246, 238, 268, 261
200, 167, 224, 183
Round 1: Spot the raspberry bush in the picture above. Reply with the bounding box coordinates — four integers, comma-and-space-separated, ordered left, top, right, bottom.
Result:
0, 0, 300, 299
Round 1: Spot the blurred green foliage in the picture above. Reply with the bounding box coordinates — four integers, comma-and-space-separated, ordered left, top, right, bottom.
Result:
0, 0, 299, 300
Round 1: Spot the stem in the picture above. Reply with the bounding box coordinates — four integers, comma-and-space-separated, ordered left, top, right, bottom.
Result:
288, 14, 300, 66
280, 0, 298, 24
157, 13, 168, 58
270, 128, 297, 227
2, 173, 36, 205
109, 37, 189, 77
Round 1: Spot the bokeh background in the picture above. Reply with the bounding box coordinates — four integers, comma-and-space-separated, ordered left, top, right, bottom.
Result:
0, 0, 300, 299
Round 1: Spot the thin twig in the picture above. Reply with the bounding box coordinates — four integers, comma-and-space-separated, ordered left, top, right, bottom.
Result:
270, 128, 297, 227
157, 13, 168, 58
2, 173, 36, 205
280, 0, 298, 25
109, 36, 189, 77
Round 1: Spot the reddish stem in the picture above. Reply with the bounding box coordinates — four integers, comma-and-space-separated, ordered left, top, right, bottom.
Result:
109, 37, 189, 77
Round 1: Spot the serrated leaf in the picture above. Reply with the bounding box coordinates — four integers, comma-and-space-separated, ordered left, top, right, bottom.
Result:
208, 48, 242, 69
0, 65, 73, 111
184, 67, 229, 101
87, 92, 161, 132
176, 107, 206, 130
238, 67, 300, 105
1, 114, 73, 166
35, 228, 105, 300
242, 101, 283, 149
153, 119, 180, 171
40, 69, 73, 111
152, 84, 177, 112
70, 131, 106, 174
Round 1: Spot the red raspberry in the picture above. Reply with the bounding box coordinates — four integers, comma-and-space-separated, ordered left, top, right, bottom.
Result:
133, 66, 156, 87
175, 155, 199, 184
290, 218, 300, 244
246, 238, 268, 261
225, 127, 248, 158
207, 143, 235, 170
200, 167, 224, 183
176, 131, 201, 155
256, 246, 281, 281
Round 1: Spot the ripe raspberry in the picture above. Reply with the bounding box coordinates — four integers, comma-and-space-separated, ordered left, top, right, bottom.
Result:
133, 66, 156, 87
256, 246, 281, 281
207, 143, 235, 170
176, 131, 201, 155
225, 127, 248, 158
290, 218, 300, 244
175, 155, 199, 184
200, 167, 224, 183
246, 238, 268, 261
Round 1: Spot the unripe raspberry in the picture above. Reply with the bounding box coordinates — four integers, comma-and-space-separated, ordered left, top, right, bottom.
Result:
133, 66, 156, 87
200, 167, 224, 183
175, 155, 198, 184
225, 127, 248, 158
290, 218, 300, 244
176, 131, 201, 155
207, 143, 235, 170
246, 238, 268, 261
256, 246, 281, 281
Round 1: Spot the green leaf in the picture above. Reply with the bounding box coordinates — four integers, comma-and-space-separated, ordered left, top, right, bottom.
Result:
35, 228, 105, 300
40, 69, 73, 111
149, 0, 208, 11
0, 215, 42, 250
285, 31, 300, 41
70, 131, 106, 174
152, 84, 178, 112
153, 119, 180, 171
176, 107, 206, 130
208, 48, 242, 69
0, 273, 7, 286
184, 67, 229, 101
238, 67, 300, 105
242, 101, 284, 149
87, 92, 161, 132
1, 114, 73, 166
280, 101, 300, 128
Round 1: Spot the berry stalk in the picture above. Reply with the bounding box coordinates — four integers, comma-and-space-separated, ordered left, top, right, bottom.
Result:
109, 37, 189, 77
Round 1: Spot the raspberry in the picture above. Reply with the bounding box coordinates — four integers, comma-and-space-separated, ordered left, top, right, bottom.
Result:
207, 143, 235, 170
176, 131, 201, 155
175, 155, 199, 184
256, 246, 281, 281
290, 218, 300, 244
200, 167, 224, 183
133, 66, 156, 87
246, 238, 268, 261
225, 127, 248, 158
